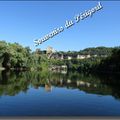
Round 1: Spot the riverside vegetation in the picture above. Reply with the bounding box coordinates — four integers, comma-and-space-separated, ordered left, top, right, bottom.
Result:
0, 40, 120, 74
1, 40, 120, 116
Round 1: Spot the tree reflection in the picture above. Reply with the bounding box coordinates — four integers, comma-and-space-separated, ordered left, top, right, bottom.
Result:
0, 70, 120, 100
0, 70, 9, 84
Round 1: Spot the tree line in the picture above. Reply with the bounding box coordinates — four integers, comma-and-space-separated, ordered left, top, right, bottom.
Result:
0, 40, 120, 73
0, 40, 48, 70
64, 47, 120, 73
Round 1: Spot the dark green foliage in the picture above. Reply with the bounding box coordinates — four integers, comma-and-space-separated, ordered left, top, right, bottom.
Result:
60, 46, 114, 57
97, 48, 120, 73
0, 41, 32, 69
78, 46, 113, 56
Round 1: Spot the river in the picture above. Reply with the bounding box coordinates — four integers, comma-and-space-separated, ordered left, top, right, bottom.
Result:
0, 70, 120, 116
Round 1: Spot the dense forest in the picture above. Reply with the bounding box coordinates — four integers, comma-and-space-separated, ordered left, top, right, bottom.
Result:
58, 46, 113, 57
0, 40, 120, 73
64, 47, 120, 73
0, 40, 48, 71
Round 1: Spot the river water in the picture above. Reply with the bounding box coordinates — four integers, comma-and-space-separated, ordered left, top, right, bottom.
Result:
0, 70, 120, 116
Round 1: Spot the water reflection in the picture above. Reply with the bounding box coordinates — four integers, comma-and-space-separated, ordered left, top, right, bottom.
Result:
0, 70, 120, 100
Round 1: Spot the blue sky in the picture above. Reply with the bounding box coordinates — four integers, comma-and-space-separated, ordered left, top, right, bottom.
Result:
0, 1, 120, 51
